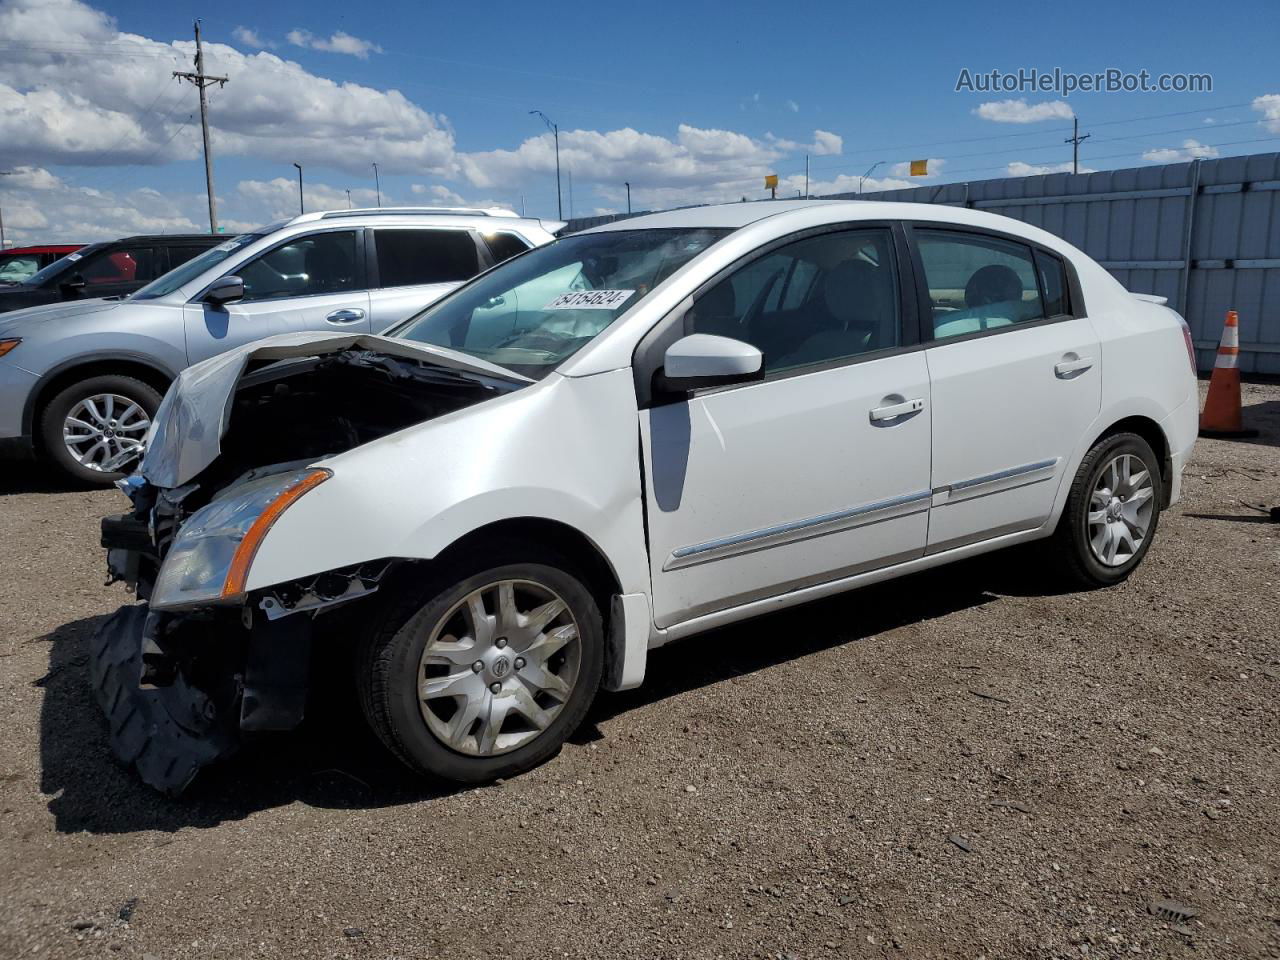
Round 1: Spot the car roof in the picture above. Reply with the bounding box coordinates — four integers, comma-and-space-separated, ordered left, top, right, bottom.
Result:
0, 244, 85, 254
277, 208, 563, 234
112, 234, 225, 244
580, 199, 1060, 239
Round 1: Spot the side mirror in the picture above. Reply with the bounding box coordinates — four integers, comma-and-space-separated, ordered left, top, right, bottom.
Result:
204, 275, 244, 306
659, 334, 763, 391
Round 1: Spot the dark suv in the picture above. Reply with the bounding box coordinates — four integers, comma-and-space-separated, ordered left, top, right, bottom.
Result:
0, 235, 224, 314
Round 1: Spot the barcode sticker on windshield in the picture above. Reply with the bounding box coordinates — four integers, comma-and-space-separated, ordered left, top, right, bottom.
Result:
544, 289, 635, 310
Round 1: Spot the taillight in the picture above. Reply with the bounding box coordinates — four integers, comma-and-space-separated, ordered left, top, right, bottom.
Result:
1178, 317, 1197, 374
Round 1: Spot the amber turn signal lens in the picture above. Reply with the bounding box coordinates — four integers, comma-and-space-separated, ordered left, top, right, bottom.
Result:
0, 339, 21, 358
221, 469, 330, 599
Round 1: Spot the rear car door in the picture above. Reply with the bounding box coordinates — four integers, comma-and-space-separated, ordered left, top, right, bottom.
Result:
909, 226, 1101, 553
640, 224, 933, 627
183, 229, 371, 364
367, 228, 485, 330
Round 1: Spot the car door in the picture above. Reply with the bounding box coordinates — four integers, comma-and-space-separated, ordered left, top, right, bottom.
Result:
67, 244, 161, 300
639, 224, 932, 628
183, 228, 371, 364
366, 227, 485, 331
909, 226, 1101, 554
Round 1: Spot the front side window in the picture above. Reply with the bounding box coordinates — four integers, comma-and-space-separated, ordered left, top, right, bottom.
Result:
687, 228, 901, 374
916, 231, 1045, 340
375, 229, 478, 287
237, 231, 359, 302
390, 227, 729, 379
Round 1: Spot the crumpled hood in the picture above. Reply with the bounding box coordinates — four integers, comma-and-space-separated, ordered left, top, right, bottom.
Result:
0, 296, 121, 335
141, 331, 532, 488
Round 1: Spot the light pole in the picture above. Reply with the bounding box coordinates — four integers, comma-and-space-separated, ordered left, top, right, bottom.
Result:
371, 162, 381, 208
529, 110, 562, 220
0, 170, 13, 248
625, 181, 631, 214
346, 189, 352, 209
292, 163, 303, 214
859, 161, 886, 195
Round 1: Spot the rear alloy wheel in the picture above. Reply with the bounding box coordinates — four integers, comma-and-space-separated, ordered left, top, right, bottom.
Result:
40, 374, 162, 485
1052, 432, 1163, 587
359, 559, 603, 783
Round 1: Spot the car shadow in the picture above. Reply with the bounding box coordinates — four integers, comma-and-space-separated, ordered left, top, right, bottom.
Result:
0, 460, 76, 495
35, 550, 1055, 835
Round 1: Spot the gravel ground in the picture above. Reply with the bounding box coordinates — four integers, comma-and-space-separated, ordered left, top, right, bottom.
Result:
1, 382, 1277, 960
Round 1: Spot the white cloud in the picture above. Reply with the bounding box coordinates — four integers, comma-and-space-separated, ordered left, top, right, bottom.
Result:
975, 99, 1074, 124
411, 184, 467, 204
1252, 94, 1280, 133
236, 177, 383, 219
286, 28, 382, 59
1006, 160, 1095, 176
0, 165, 63, 189
1141, 139, 1219, 164
231, 26, 269, 49
785, 99, 799, 113
0, 0, 450, 175
0, 174, 206, 242
890, 158, 946, 178
764, 129, 843, 156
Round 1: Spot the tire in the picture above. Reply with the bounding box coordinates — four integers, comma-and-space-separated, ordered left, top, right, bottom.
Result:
358, 550, 604, 784
39, 374, 163, 485
1051, 431, 1163, 588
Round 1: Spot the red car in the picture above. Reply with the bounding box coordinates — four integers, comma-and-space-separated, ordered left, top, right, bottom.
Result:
0, 244, 85, 284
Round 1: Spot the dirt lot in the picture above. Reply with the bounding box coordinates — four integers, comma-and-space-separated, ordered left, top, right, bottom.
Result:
1, 383, 1277, 960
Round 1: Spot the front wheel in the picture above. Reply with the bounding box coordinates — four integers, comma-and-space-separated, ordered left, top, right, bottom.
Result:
1052, 431, 1163, 588
358, 557, 604, 783
39, 374, 162, 485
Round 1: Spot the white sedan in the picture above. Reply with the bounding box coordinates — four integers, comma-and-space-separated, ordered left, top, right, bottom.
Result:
94, 200, 1198, 793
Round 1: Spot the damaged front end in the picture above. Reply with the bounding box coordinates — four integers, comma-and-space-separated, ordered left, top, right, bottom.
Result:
92, 333, 528, 794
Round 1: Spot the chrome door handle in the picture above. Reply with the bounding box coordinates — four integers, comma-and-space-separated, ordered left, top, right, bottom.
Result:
325, 308, 366, 324
869, 397, 925, 422
1054, 356, 1094, 377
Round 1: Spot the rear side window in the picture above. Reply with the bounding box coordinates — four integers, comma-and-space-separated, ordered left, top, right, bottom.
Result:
80, 247, 157, 285
1035, 250, 1070, 317
915, 231, 1044, 340
483, 232, 531, 265
376, 229, 479, 287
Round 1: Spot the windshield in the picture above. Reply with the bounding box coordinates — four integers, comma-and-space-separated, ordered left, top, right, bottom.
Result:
389, 227, 730, 378
23, 245, 104, 287
130, 233, 263, 300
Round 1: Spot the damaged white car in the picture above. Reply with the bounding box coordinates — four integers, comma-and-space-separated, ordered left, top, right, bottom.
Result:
93, 200, 1199, 793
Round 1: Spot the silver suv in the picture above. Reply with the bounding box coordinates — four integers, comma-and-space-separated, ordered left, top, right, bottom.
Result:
0, 207, 562, 483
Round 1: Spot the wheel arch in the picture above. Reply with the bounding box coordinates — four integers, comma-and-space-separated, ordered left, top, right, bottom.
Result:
24, 353, 175, 440
1090, 414, 1174, 506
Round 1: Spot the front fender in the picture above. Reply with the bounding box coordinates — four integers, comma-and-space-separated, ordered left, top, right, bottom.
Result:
244, 369, 651, 597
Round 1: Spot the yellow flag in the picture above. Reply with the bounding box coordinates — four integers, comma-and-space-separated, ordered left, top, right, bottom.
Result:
764, 174, 779, 189
909, 159, 928, 177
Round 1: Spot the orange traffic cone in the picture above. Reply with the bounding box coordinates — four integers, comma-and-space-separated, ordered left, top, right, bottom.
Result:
1200, 310, 1258, 438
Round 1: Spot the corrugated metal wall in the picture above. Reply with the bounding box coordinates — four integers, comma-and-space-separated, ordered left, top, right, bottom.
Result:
564, 152, 1280, 374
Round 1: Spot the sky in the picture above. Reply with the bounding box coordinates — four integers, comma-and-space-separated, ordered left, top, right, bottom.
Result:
2, 0, 1280, 243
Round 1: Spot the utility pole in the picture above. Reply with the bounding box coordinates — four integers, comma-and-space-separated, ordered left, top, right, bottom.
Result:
173, 20, 227, 234
625, 181, 631, 214
0, 170, 13, 248
371, 163, 381, 207
345, 189, 352, 209
529, 110, 562, 220
1065, 117, 1090, 175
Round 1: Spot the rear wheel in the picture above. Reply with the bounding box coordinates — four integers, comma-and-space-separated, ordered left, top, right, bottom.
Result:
40, 374, 162, 485
1052, 432, 1162, 588
358, 554, 604, 783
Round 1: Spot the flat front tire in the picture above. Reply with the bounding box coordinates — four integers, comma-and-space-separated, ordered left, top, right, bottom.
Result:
1052, 431, 1163, 588
358, 555, 604, 783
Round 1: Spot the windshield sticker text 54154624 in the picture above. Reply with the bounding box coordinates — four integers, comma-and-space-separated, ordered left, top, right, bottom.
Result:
544, 289, 635, 310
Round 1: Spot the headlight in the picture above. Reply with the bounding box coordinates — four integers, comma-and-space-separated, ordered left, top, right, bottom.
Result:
151, 468, 330, 610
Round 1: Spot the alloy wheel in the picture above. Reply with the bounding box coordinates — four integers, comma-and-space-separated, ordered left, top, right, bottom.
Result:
417, 579, 582, 757
62, 393, 151, 472
1087, 453, 1156, 567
